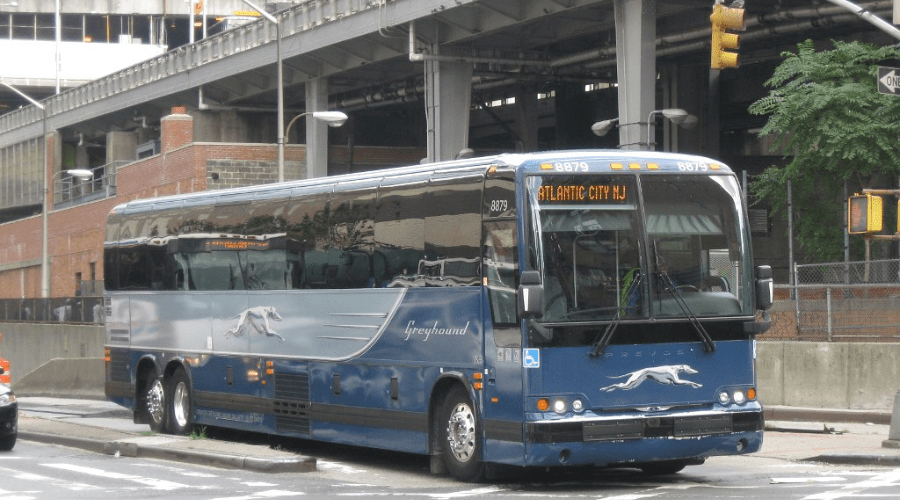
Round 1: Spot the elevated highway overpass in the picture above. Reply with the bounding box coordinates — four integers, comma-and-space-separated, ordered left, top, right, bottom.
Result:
0, 0, 893, 216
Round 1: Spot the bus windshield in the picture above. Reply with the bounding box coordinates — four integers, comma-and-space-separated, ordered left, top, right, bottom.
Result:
528, 173, 753, 326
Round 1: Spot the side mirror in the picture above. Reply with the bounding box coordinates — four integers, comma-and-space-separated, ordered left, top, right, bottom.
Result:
755, 265, 774, 311
517, 270, 544, 319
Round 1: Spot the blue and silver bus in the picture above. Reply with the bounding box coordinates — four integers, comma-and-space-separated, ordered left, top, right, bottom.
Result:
104, 150, 773, 481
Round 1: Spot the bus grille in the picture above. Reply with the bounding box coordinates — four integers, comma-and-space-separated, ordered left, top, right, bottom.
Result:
528, 411, 763, 443
107, 349, 130, 383
274, 371, 310, 436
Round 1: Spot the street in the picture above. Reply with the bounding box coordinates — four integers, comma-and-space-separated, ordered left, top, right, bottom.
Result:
2, 439, 900, 499
6, 398, 900, 500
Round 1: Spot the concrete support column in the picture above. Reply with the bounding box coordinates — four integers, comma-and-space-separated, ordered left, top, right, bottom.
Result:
105, 131, 137, 164
514, 88, 539, 152
305, 78, 330, 179
424, 48, 472, 162
614, 0, 656, 150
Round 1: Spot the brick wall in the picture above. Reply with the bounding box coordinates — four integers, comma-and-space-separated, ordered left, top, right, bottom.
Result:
0, 118, 425, 298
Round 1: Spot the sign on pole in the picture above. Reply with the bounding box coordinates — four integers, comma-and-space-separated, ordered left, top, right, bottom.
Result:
877, 66, 900, 95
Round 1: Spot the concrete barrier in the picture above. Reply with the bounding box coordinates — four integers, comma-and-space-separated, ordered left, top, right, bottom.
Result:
0, 322, 104, 386
13, 357, 105, 399
884, 391, 900, 448
757, 341, 900, 411
1, 321, 899, 412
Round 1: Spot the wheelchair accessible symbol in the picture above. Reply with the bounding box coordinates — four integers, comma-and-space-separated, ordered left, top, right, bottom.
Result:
523, 348, 540, 368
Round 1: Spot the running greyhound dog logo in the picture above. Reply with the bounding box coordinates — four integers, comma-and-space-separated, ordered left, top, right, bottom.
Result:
601, 364, 701, 392
224, 306, 285, 342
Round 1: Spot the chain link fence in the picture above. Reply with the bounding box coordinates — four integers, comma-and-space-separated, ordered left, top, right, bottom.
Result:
763, 259, 900, 342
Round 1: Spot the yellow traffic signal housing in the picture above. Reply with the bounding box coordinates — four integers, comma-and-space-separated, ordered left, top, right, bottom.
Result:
710, 4, 745, 70
848, 194, 883, 234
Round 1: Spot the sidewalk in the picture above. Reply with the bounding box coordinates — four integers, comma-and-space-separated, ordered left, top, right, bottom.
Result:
17, 397, 316, 473
15, 397, 900, 471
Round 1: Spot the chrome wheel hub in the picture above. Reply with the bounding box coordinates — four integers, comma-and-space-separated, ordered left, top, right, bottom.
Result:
446, 403, 476, 463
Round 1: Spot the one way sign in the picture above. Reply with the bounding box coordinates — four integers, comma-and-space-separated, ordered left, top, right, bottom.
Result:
878, 66, 900, 95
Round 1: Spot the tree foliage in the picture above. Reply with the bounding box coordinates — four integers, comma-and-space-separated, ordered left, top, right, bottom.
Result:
748, 40, 900, 262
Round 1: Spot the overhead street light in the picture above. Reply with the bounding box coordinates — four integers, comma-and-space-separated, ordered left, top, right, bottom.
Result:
241, 0, 285, 181
2, 82, 49, 298
646, 108, 690, 149
591, 108, 697, 151
284, 111, 349, 139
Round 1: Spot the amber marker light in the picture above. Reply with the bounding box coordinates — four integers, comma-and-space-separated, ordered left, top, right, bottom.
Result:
537, 398, 550, 411
747, 387, 757, 400
104, 348, 111, 362
266, 361, 275, 375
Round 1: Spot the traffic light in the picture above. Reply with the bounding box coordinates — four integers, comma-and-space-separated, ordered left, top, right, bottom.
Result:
848, 193, 883, 234
710, 4, 745, 70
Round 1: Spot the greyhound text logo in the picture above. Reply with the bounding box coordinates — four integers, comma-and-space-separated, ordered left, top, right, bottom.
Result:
403, 321, 470, 341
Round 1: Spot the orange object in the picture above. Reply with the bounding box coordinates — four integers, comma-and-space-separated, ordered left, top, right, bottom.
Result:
0, 358, 10, 384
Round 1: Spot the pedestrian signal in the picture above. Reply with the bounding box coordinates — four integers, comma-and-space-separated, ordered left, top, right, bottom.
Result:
848, 194, 883, 234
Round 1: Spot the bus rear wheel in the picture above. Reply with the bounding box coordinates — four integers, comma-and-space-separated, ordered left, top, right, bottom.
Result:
145, 373, 167, 433
440, 386, 484, 482
167, 367, 193, 435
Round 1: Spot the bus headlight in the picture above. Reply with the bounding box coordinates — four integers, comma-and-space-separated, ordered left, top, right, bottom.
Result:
572, 399, 584, 412
553, 399, 568, 414
718, 391, 730, 405
717, 388, 754, 405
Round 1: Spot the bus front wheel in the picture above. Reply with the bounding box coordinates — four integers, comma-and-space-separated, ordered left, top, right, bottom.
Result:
440, 386, 484, 482
167, 367, 193, 435
145, 373, 167, 433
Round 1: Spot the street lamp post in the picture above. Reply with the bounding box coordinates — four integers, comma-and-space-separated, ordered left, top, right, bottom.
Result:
241, 0, 284, 182
591, 108, 696, 151
284, 111, 348, 139
646, 108, 689, 150
2, 83, 49, 298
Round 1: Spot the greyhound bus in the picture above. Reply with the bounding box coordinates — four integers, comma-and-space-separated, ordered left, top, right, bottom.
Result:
104, 150, 773, 481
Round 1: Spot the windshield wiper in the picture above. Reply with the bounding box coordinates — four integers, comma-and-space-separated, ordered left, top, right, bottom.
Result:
652, 239, 716, 353
590, 272, 642, 357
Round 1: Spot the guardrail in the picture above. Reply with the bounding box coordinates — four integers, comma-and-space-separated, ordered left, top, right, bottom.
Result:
52, 161, 124, 210
0, 0, 385, 136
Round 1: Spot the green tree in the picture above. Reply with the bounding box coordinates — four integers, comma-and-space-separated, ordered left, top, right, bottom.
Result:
748, 39, 900, 262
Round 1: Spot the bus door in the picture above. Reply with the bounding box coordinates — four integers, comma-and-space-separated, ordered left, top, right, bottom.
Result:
480, 168, 525, 464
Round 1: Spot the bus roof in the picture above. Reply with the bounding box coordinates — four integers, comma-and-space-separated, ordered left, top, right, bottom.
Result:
110, 150, 731, 215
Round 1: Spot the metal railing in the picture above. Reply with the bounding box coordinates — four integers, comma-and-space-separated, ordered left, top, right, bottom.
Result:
0, 297, 104, 324
762, 259, 900, 342
52, 162, 124, 209
0, 0, 385, 136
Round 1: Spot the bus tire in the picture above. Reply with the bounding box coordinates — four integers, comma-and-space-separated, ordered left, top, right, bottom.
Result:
145, 372, 167, 434
167, 367, 193, 435
0, 433, 16, 451
440, 385, 485, 482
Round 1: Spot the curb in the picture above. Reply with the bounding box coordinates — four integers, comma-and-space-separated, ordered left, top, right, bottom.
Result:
804, 453, 900, 466
19, 431, 316, 473
765, 406, 892, 425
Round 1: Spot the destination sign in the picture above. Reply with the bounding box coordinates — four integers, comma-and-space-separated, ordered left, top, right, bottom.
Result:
204, 239, 271, 251
536, 178, 630, 204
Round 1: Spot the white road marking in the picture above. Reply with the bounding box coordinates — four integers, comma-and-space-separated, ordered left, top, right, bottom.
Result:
42, 463, 192, 490
800, 468, 900, 500
207, 490, 304, 499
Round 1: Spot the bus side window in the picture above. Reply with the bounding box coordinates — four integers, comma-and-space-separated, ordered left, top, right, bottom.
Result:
483, 221, 518, 327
